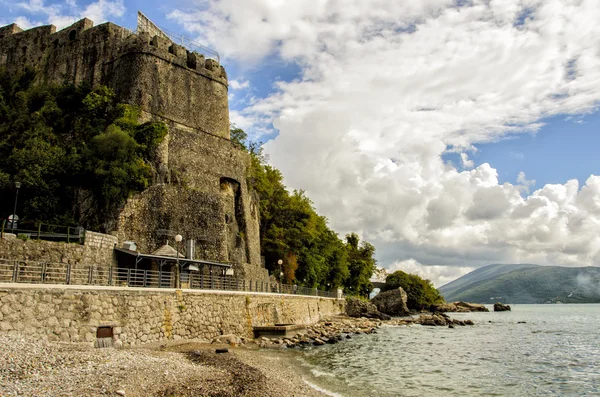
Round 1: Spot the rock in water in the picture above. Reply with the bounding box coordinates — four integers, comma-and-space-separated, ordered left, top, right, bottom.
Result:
345, 297, 391, 320
494, 302, 511, 312
370, 287, 410, 316
436, 301, 489, 312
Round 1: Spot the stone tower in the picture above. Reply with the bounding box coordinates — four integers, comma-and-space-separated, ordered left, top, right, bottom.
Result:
0, 16, 266, 279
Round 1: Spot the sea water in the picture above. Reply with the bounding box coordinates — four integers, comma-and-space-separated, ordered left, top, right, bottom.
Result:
293, 304, 600, 396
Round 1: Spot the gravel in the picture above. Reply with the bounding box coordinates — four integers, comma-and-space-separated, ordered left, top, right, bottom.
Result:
0, 335, 327, 397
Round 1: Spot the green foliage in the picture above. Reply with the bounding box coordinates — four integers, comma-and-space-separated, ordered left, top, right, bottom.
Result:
240, 127, 375, 293
230, 124, 248, 151
384, 270, 444, 310
0, 69, 167, 230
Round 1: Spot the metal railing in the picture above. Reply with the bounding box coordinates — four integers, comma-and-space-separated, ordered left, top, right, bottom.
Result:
0, 259, 339, 298
1, 220, 85, 244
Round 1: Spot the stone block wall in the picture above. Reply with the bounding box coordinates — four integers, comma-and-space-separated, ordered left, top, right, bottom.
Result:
0, 231, 117, 267
0, 285, 345, 346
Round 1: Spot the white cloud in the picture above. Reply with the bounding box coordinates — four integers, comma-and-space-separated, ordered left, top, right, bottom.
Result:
460, 153, 475, 169
13, 0, 125, 29
388, 259, 475, 288
516, 171, 536, 194
229, 79, 250, 90
168, 0, 600, 283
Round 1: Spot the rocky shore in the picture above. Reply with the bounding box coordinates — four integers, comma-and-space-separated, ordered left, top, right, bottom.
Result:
256, 312, 474, 349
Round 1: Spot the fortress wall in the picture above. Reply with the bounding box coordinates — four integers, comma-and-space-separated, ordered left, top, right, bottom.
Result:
0, 19, 229, 138
0, 18, 262, 271
0, 284, 345, 346
116, 125, 262, 268
105, 41, 230, 139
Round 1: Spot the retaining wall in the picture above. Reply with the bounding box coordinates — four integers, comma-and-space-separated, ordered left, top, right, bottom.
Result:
0, 231, 117, 267
0, 284, 345, 346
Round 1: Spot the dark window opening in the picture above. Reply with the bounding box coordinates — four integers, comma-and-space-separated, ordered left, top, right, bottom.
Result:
69, 30, 77, 41
96, 326, 114, 338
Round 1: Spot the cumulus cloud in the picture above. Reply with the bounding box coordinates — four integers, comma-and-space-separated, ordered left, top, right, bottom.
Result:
13, 0, 125, 29
387, 259, 475, 288
229, 79, 250, 90
170, 0, 600, 284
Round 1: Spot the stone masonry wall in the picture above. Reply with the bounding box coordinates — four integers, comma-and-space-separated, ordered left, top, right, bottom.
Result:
0, 285, 345, 346
0, 231, 117, 267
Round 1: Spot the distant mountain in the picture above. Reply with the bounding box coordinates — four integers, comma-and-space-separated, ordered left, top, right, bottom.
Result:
439, 264, 600, 304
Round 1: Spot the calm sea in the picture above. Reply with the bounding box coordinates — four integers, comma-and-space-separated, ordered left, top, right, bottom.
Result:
292, 304, 600, 396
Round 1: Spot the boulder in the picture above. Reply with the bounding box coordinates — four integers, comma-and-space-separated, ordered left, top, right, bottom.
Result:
345, 297, 391, 320
370, 287, 410, 316
494, 302, 511, 312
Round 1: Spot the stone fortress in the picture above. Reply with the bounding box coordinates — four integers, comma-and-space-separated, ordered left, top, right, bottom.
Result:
0, 13, 266, 280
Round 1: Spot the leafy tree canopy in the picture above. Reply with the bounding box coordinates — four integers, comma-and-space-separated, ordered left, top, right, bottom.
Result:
383, 270, 444, 310
0, 68, 167, 231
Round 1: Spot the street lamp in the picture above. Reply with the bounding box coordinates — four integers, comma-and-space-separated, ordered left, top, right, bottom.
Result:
175, 234, 183, 288
277, 259, 283, 292
11, 182, 21, 234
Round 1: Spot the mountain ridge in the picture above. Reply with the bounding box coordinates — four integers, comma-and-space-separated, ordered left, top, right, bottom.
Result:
439, 264, 600, 304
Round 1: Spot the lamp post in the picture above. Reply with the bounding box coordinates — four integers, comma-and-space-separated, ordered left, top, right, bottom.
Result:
11, 182, 21, 234
175, 234, 183, 289
277, 259, 283, 292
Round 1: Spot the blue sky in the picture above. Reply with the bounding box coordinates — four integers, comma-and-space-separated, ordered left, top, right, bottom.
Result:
3, 0, 600, 286
445, 112, 600, 190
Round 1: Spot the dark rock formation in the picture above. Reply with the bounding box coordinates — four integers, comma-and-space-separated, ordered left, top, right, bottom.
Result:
494, 302, 511, 311
415, 313, 475, 327
345, 297, 391, 320
432, 301, 489, 312
371, 287, 410, 316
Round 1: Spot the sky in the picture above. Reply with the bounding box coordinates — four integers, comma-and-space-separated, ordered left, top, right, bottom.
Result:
2, 0, 600, 287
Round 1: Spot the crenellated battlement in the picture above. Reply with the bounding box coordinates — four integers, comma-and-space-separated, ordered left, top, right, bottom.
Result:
0, 18, 227, 87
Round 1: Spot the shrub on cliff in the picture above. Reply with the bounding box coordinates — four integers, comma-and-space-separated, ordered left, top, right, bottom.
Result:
0, 68, 167, 231
383, 270, 444, 310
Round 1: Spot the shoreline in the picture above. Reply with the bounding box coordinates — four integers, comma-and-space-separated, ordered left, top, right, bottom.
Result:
0, 334, 332, 397
0, 313, 477, 396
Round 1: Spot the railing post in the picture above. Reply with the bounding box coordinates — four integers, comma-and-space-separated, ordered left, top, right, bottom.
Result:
88, 266, 93, 284
127, 268, 131, 286
67, 227, 70, 243
66, 264, 71, 285
143, 269, 147, 287
12, 261, 18, 282
1, 219, 5, 239
41, 262, 47, 283
37, 223, 41, 240
108, 266, 113, 286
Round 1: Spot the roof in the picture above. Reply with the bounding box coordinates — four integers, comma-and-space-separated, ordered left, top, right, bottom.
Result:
151, 243, 182, 257
114, 248, 231, 268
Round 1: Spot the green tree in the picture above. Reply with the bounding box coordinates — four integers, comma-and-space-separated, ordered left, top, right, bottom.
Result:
0, 69, 167, 230
345, 233, 376, 296
383, 270, 444, 310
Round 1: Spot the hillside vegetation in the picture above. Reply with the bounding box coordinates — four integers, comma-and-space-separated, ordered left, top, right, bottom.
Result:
439, 264, 600, 304
0, 68, 167, 231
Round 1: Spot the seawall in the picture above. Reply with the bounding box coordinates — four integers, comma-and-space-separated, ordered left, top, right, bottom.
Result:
0, 284, 344, 346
